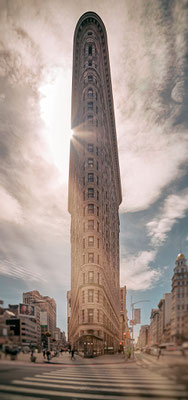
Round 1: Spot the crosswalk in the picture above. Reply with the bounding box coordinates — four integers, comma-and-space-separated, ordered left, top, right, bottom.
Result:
0, 365, 188, 399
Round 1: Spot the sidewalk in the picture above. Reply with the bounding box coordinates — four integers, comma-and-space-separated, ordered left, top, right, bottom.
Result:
0, 351, 134, 366
135, 352, 188, 368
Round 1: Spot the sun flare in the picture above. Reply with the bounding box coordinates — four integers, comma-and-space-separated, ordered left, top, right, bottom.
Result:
39, 68, 72, 184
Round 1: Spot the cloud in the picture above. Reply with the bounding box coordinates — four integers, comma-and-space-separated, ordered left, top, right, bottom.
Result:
120, 250, 161, 290
0, 258, 47, 283
0, 186, 23, 223
147, 189, 188, 246
119, 124, 188, 213
110, 0, 188, 213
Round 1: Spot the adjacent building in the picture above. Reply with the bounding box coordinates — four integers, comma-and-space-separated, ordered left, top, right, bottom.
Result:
171, 253, 188, 343
68, 12, 122, 356
150, 309, 159, 346
137, 325, 150, 349
23, 290, 56, 342
158, 293, 172, 344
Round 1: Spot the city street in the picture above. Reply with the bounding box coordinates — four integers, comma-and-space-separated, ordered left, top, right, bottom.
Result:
0, 352, 188, 399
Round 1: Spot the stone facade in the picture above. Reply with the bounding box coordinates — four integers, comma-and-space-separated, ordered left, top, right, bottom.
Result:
23, 290, 56, 341
137, 325, 150, 349
171, 253, 188, 343
68, 12, 122, 355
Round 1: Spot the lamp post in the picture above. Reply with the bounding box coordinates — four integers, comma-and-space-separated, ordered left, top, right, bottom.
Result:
131, 299, 150, 358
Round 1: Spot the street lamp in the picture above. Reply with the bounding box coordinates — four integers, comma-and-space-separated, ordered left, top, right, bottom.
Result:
131, 299, 150, 358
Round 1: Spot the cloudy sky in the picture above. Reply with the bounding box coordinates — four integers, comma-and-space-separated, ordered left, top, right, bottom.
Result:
0, 0, 188, 337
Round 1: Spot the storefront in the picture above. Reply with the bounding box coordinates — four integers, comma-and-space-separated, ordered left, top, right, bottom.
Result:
76, 334, 103, 358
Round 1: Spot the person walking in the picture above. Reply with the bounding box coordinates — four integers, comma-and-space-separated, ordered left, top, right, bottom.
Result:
71, 348, 75, 360
46, 350, 51, 362
157, 348, 161, 360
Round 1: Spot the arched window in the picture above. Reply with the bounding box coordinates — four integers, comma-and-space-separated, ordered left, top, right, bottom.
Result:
88, 45, 92, 56
88, 88, 93, 98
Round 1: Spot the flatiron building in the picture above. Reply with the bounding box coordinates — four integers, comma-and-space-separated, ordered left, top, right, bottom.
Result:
68, 11, 122, 356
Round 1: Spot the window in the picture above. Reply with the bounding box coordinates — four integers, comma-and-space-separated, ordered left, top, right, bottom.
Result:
88, 60, 92, 67
97, 254, 100, 264
88, 143, 94, 153
97, 272, 100, 284
88, 88, 93, 98
97, 238, 100, 249
83, 176, 85, 185
97, 176, 99, 185
82, 291, 85, 303
97, 290, 100, 303
88, 45, 92, 55
88, 236, 94, 247
88, 158, 94, 168
83, 222, 85, 232
88, 309, 94, 323
97, 161, 99, 170
82, 310, 85, 322
83, 239, 85, 249
83, 207, 85, 216
88, 289, 94, 302
88, 173, 94, 182
97, 191, 99, 200
83, 254, 85, 264
97, 309, 100, 322
88, 75, 93, 82
83, 273, 85, 284
88, 220, 94, 230
88, 188, 94, 198
97, 207, 99, 216
88, 253, 94, 263
83, 191, 85, 201
88, 32, 92, 36
88, 102, 93, 111
88, 114, 93, 125
88, 270, 94, 282
88, 204, 94, 214
97, 222, 99, 232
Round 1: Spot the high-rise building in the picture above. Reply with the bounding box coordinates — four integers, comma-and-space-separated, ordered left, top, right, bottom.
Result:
171, 253, 188, 343
137, 325, 150, 350
23, 290, 56, 342
158, 293, 172, 344
68, 11, 122, 356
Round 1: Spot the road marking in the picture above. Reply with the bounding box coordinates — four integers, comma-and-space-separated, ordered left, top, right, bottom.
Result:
23, 376, 186, 390
36, 373, 170, 382
10, 380, 188, 397
1, 385, 177, 400
0, 394, 49, 400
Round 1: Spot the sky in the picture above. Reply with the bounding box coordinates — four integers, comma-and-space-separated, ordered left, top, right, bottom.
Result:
0, 0, 188, 339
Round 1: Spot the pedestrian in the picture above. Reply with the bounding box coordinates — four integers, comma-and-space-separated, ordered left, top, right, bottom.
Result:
43, 349, 46, 359
46, 350, 51, 362
157, 348, 161, 360
181, 347, 185, 357
71, 348, 75, 360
